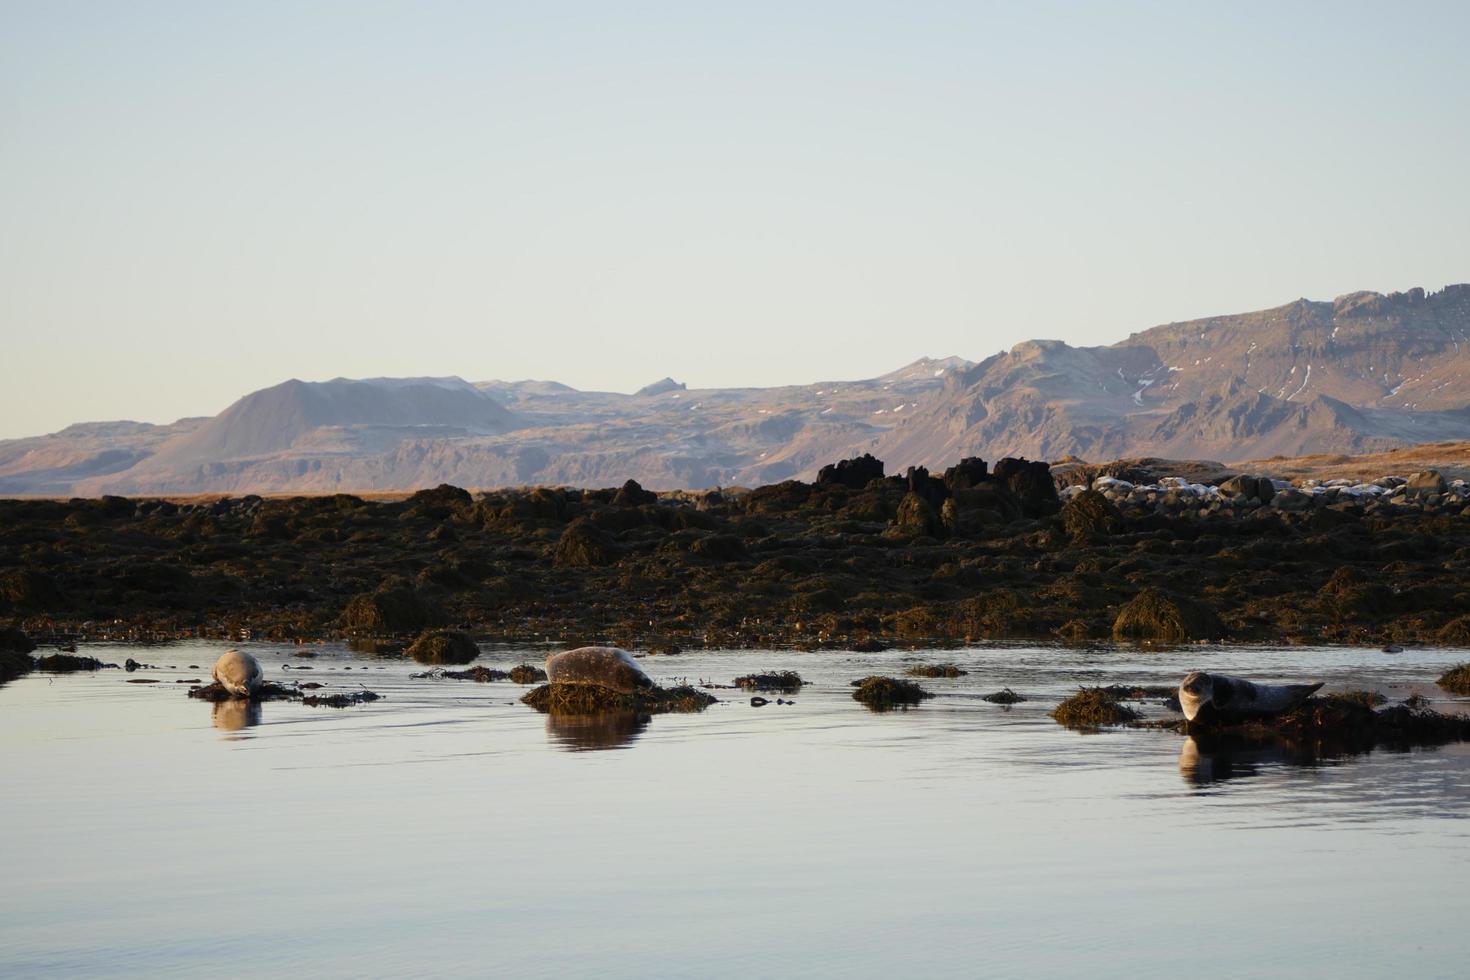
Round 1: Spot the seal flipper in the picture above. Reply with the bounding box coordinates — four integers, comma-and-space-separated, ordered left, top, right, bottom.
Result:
1284, 682, 1324, 708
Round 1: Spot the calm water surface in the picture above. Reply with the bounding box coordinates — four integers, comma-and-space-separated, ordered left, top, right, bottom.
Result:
3, 642, 1468, 979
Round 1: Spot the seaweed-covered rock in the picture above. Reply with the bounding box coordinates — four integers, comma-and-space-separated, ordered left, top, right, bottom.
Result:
1112, 587, 1224, 642
1050, 688, 1141, 728
1060, 489, 1123, 538
905, 663, 967, 678
942, 457, 989, 491
552, 518, 621, 567
1437, 617, 1470, 646
508, 663, 548, 684
992, 457, 1059, 517
1, 569, 65, 609
982, 688, 1026, 704
36, 653, 109, 672
0, 625, 37, 655
188, 680, 299, 702
0, 646, 35, 686
612, 479, 658, 507
521, 682, 716, 714
406, 629, 480, 665
1438, 663, 1470, 695
850, 675, 933, 709
816, 453, 884, 489
890, 492, 941, 538
733, 671, 805, 692
340, 588, 440, 634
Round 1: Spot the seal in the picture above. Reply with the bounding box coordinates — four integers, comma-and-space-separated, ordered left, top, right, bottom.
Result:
212, 649, 264, 698
544, 646, 654, 694
1178, 670, 1322, 723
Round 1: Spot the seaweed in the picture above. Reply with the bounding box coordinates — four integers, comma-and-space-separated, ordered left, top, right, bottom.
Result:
1437, 663, 1470, 696
508, 664, 548, 684
412, 665, 511, 682
733, 670, 806, 692
905, 663, 967, 678
850, 675, 933, 710
522, 682, 717, 714
981, 687, 1025, 704
1050, 688, 1142, 729
301, 690, 381, 708
406, 630, 480, 665
187, 680, 300, 703
36, 654, 113, 672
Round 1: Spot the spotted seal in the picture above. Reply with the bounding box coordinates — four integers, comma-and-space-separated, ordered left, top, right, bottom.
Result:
544, 646, 654, 694
1178, 671, 1322, 723
212, 649, 264, 698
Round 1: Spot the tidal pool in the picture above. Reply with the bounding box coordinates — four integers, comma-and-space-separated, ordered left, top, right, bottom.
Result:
2, 642, 1467, 979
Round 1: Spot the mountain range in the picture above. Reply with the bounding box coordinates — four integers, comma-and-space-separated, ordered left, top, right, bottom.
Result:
3, 284, 1468, 495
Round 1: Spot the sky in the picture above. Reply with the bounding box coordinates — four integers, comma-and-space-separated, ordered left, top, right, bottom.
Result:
2, 0, 1468, 440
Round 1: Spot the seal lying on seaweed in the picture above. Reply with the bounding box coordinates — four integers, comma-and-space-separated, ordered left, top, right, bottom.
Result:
1178, 671, 1322, 723
544, 647, 654, 695
211, 649, 264, 698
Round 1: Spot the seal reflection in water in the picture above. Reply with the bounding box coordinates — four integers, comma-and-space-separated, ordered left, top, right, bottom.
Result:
1178, 671, 1322, 723
545, 711, 652, 751
1178, 735, 1301, 786
212, 698, 261, 732
212, 649, 264, 697
544, 647, 654, 694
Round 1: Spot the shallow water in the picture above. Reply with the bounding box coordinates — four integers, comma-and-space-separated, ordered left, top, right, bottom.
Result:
3, 642, 1468, 979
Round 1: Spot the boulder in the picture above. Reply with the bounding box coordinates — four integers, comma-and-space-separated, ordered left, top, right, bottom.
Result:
612, 479, 658, 507
1112, 587, 1224, 642
942, 457, 989, 491
0, 569, 65, 610
552, 518, 622, 567
992, 457, 1060, 517
340, 588, 440, 634
407, 629, 480, 665
1405, 471, 1448, 499
890, 492, 942, 537
815, 454, 884, 489
1219, 474, 1273, 504
1060, 489, 1124, 538
1271, 488, 1317, 513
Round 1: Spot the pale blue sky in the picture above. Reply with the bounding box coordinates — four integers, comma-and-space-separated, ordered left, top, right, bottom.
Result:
2, 1, 1467, 439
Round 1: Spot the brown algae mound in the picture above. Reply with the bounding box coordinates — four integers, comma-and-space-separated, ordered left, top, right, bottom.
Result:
508, 664, 548, 684
522, 682, 717, 714
850, 675, 934, 710
301, 690, 382, 708
1111, 588, 1224, 643
905, 663, 967, 678
406, 629, 480, 665
733, 671, 806, 692
981, 688, 1026, 704
1157, 696, 1470, 757
36, 653, 112, 672
1437, 664, 1470, 695
1050, 688, 1142, 729
187, 680, 300, 703
340, 587, 440, 634
415, 665, 509, 682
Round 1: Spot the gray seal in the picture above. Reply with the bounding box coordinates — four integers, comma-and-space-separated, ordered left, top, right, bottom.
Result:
212, 649, 264, 698
544, 646, 654, 694
1178, 670, 1322, 723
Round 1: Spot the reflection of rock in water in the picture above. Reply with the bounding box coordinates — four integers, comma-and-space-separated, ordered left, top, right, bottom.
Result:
212, 698, 262, 732
545, 711, 651, 751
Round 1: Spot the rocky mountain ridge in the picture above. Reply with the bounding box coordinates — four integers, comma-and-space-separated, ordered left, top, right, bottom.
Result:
2, 286, 1467, 494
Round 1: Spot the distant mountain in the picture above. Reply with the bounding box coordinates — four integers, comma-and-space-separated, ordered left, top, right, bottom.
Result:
874, 284, 1470, 466
2, 284, 1468, 495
